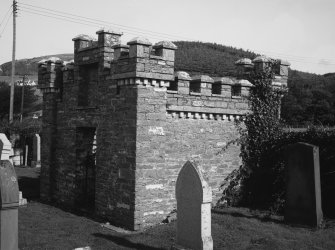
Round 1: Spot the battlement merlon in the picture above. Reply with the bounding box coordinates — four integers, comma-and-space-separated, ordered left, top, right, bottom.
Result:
96, 29, 123, 48
190, 75, 214, 96
113, 44, 130, 61
152, 41, 177, 62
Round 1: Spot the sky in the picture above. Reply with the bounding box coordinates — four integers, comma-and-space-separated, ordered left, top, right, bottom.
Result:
0, 0, 334, 75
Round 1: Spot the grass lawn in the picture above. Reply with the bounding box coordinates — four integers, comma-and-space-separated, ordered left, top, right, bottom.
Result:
16, 167, 335, 250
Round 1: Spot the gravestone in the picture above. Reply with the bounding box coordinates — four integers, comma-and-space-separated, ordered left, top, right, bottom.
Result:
174, 161, 213, 250
31, 134, 41, 168
0, 134, 11, 161
0, 133, 19, 250
285, 142, 323, 227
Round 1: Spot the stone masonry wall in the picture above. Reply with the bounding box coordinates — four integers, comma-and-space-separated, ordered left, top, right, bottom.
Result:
133, 75, 249, 228
95, 84, 138, 228
39, 29, 289, 230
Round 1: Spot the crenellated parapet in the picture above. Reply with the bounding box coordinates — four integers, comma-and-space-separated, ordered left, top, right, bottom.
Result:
166, 72, 252, 121
38, 58, 75, 97
110, 37, 176, 82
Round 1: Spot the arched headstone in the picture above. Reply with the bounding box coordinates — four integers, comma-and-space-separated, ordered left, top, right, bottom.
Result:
174, 161, 213, 250
0, 134, 11, 161
0, 133, 19, 250
285, 142, 323, 227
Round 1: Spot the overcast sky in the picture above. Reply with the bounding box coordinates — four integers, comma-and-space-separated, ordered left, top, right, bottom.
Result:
0, 0, 334, 74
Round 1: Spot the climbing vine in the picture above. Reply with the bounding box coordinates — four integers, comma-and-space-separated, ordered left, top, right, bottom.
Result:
220, 61, 286, 210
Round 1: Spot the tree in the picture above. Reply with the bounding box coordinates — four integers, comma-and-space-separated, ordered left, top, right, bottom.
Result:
0, 81, 39, 120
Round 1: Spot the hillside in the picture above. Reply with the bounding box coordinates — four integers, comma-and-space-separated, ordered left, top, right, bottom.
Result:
282, 70, 335, 126
0, 54, 73, 76
1, 42, 335, 126
0, 42, 259, 77
174, 41, 258, 76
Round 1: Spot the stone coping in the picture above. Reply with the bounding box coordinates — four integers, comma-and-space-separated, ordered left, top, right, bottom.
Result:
166, 105, 248, 115
235, 58, 253, 65
111, 72, 174, 81
174, 71, 192, 81
127, 37, 152, 46
191, 75, 214, 83
213, 77, 253, 87
72, 34, 96, 41
153, 41, 177, 50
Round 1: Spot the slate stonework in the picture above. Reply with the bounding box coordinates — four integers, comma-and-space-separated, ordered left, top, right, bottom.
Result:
38, 29, 289, 230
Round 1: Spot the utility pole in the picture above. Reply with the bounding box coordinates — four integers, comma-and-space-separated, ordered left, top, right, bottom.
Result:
9, 0, 17, 123
20, 74, 26, 123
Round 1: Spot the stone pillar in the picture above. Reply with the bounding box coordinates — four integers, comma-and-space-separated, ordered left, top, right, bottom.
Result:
174, 71, 191, 94
31, 134, 41, 168
235, 58, 253, 78
0, 133, 19, 250
174, 161, 213, 250
96, 29, 122, 47
153, 41, 177, 63
127, 37, 152, 58
285, 142, 323, 227
275, 59, 290, 77
38, 58, 60, 201
72, 35, 91, 53
96, 29, 123, 70
253, 55, 271, 73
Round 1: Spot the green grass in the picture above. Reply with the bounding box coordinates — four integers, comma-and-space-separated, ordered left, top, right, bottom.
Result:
16, 167, 335, 250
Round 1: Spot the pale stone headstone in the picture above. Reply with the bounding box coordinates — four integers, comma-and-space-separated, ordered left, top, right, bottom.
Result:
174, 161, 213, 250
0, 134, 11, 161
31, 134, 41, 168
0, 133, 19, 250
285, 142, 323, 227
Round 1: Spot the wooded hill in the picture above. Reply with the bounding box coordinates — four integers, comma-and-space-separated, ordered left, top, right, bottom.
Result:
0, 54, 73, 76
1, 41, 335, 126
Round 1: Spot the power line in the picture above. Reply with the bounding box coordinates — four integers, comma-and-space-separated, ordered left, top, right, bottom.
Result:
20, 9, 177, 41
16, 1, 335, 68
19, 7, 182, 41
20, 10, 99, 28
18, 2, 193, 41
0, 4, 12, 27
0, 12, 12, 37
